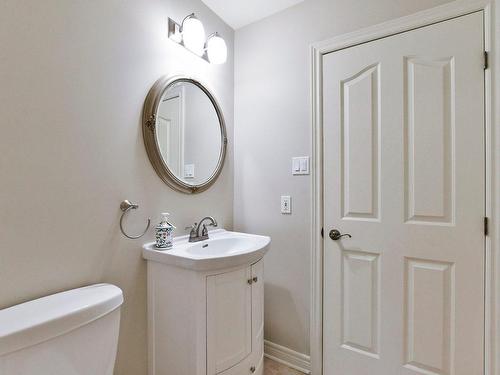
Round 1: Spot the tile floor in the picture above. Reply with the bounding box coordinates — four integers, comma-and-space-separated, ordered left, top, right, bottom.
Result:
264, 358, 305, 375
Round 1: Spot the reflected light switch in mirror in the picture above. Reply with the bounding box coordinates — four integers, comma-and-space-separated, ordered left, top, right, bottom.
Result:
292, 156, 309, 175
184, 164, 195, 179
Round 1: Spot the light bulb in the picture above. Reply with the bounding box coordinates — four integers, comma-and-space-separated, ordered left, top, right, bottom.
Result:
182, 15, 205, 56
206, 33, 227, 64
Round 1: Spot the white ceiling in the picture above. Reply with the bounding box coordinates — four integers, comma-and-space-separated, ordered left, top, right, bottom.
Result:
201, 0, 305, 29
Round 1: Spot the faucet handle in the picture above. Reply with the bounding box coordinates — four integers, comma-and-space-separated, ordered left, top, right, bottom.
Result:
185, 223, 197, 235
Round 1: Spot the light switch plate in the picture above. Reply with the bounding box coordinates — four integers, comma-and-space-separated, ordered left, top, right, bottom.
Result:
281, 195, 292, 214
184, 164, 195, 178
292, 156, 309, 175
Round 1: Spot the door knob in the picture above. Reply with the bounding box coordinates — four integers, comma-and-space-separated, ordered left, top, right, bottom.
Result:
329, 229, 352, 241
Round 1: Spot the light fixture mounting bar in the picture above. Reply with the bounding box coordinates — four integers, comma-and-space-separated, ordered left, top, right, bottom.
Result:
167, 17, 210, 63
167, 17, 181, 40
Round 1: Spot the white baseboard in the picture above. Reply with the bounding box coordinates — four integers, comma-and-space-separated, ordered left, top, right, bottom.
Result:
264, 340, 311, 374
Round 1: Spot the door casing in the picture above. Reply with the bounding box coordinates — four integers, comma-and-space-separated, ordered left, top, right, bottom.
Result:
310, 0, 498, 374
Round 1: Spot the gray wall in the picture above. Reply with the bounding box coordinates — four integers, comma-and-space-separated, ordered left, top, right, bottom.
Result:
0, 1, 233, 375
234, 0, 453, 356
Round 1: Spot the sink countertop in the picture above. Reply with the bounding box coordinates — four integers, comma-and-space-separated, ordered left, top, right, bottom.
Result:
142, 229, 271, 271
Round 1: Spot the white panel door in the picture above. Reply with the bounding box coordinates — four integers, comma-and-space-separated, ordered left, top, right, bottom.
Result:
322, 12, 484, 375
207, 267, 252, 374
157, 89, 184, 176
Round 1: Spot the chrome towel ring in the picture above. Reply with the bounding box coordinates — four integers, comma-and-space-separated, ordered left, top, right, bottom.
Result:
119, 200, 151, 239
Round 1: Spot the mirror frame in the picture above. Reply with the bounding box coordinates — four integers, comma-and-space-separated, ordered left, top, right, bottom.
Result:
142, 75, 228, 194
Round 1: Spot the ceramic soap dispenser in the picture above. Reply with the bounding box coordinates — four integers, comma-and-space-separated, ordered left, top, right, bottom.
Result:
155, 213, 175, 249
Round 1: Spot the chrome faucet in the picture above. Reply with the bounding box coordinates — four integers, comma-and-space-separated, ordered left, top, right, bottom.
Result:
185, 216, 218, 242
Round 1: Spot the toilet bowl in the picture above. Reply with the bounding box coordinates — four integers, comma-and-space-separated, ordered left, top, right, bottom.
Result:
0, 283, 123, 375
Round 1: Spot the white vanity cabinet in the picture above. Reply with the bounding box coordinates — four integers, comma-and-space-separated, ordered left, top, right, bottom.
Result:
146, 257, 265, 375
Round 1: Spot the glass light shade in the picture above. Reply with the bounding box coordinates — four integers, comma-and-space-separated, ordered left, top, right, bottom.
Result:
206, 34, 227, 64
182, 16, 205, 56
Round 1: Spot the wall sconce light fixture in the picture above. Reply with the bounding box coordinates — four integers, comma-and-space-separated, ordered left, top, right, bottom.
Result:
168, 13, 227, 64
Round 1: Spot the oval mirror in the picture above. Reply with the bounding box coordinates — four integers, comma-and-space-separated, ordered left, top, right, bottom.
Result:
143, 76, 227, 194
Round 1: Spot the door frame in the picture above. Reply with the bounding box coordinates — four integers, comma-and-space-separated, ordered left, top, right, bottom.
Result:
310, 0, 498, 374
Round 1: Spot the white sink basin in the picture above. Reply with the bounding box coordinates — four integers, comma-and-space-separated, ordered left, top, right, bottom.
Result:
142, 229, 271, 271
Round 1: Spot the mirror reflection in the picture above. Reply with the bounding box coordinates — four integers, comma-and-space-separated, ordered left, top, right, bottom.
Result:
155, 81, 223, 186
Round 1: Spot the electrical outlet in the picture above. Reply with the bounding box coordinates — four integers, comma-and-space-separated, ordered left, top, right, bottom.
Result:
281, 195, 291, 214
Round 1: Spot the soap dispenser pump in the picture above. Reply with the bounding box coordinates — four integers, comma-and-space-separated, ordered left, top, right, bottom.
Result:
155, 213, 175, 249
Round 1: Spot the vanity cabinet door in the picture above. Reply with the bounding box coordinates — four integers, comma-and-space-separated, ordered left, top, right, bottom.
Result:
207, 266, 252, 374
215, 353, 264, 375
251, 259, 264, 358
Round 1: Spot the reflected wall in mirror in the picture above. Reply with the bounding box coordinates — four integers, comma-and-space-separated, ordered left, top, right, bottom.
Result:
143, 76, 227, 194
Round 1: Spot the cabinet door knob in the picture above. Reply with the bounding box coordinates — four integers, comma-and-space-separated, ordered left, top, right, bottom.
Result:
252, 276, 258, 283
250, 366, 256, 373
247, 279, 253, 285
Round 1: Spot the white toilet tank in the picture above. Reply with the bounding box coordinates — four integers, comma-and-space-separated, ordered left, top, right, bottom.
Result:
0, 283, 123, 375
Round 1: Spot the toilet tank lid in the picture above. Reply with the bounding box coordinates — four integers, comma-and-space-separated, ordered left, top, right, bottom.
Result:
0, 283, 123, 356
